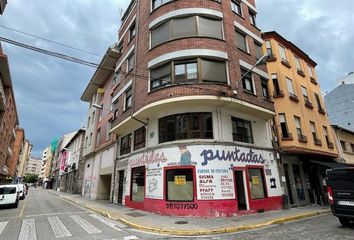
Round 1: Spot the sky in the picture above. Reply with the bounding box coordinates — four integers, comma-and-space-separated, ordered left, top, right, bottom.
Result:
0, 0, 353, 157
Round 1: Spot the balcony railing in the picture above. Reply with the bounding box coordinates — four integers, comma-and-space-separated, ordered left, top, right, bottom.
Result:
318, 108, 326, 115
273, 90, 284, 98
327, 141, 335, 149
281, 59, 292, 69
305, 101, 314, 109
289, 94, 299, 103
298, 134, 308, 143
281, 132, 293, 141
297, 69, 306, 77
314, 137, 322, 146
310, 77, 318, 85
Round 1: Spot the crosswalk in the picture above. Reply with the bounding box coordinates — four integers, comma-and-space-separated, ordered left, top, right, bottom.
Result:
0, 214, 140, 240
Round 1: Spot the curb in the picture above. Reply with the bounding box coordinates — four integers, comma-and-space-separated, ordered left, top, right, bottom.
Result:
49, 191, 331, 236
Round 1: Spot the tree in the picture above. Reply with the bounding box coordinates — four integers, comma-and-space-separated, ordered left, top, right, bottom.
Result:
23, 173, 38, 183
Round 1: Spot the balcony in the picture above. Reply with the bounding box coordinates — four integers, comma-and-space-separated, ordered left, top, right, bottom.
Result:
281, 132, 294, 141
289, 94, 299, 103
327, 142, 335, 149
281, 59, 291, 69
297, 69, 306, 77
310, 77, 318, 85
298, 134, 308, 143
314, 138, 322, 146
318, 108, 326, 115
305, 101, 314, 109
273, 90, 284, 98
267, 54, 277, 62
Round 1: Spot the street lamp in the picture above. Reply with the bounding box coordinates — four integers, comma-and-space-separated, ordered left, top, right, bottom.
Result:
92, 103, 112, 112
235, 54, 270, 94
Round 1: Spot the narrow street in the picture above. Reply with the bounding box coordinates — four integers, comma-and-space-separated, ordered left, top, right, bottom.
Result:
0, 188, 158, 240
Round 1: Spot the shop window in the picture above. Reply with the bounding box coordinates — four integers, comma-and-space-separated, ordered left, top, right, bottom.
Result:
134, 127, 146, 150
166, 168, 194, 201
232, 117, 253, 143
120, 134, 131, 155
248, 168, 266, 199
159, 113, 213, 143
131, 166, 145, 202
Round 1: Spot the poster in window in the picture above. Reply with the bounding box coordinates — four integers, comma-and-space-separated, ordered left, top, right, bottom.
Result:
174, 175, 186, 185
252, 176, 260, 185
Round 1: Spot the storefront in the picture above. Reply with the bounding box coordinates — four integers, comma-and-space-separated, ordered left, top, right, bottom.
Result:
121, 144, 283, 218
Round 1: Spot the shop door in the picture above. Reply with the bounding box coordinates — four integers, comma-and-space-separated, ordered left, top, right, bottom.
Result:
284, 163, 309, 206
234, 170, 247, 211
117, 170, 124, 204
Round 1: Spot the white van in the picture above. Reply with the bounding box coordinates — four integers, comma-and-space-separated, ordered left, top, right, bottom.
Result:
0, 185, 19, 208
17, 183, 26, 200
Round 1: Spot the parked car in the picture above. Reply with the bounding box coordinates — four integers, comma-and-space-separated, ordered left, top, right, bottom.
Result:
17, 183, 26, 200
327, 167, 354, 226
0, 185, 20, 208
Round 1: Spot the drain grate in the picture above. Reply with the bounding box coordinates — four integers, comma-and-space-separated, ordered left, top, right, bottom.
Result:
174, 220, 189, 225
126, 212, 146, 217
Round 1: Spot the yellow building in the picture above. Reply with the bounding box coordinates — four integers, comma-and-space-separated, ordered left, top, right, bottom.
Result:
262, 31, 338, 207
332, 126, 354, 165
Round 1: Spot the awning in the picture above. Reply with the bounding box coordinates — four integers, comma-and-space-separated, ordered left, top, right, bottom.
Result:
310, 160, 348, 169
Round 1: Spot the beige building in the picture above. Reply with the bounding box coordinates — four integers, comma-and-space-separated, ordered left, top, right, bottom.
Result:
39, 147, 53, 183
332, 126, 354, 165
25, 157, 41, 175
16, 139, 32, 179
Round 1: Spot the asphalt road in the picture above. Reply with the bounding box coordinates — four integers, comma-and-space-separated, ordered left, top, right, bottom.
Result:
1, 189, 353, 240
0, 188, 159, 240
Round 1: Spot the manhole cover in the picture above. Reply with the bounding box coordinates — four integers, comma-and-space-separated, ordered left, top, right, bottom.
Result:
126, 212, 146, 217
174, 221, 189, 225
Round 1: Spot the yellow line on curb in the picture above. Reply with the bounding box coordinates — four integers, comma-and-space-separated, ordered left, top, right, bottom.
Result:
47, 191, 331, 236
19, 199, 26, 218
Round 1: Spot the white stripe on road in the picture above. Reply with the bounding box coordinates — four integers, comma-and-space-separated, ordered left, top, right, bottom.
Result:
70, 215, 102, 234
18, 218, 37, 240
123, 236, 139, 240
48, 216, 72, 238
0, 221, 8, 235
89, 214, 123, 231
26, 211, 88, 218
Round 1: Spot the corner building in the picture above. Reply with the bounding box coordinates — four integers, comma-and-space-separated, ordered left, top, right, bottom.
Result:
111, 0, 282, 217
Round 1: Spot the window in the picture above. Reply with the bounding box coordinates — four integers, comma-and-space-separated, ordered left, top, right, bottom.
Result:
341, 141, 347, 151
279, 113, 290, 138
150, 58, 227, 90
131, 166, 145, 202
295, 56, 302, 70
152, 0, 172, 10
286, 78, 295, 96
294, 116, 303, 139
129, 22, 136, 41
201, 59, 227, 83
314, 93, 323, 110
96, 128, 101, 146
265, 41, 273, 57
261, 78, 270, 99
87, 116, 90, 127
125, 87, 132, 110
113, 68, 121, 86
166, 169, 194, 201
249, 10, 256, 26
120, 134, 131, 155
323, 126, 331, 145
134, 127, 146, 150
174, 61, 198, 82
301, 86, 309, 103
310, 121, 318, 142
255, 42, 262, 60
89, 133, 93, 146
127, 53, 134, 72
272, 74, 281, 96
91, 111, 95, 123
307, 65, 314, 78
248, 168, 266, 199
241, 68, 254, 93
351, 143, 354, 153
231, 0, 242, 16
232, 117, 253, 143
112, 99, 119, 119
106, 121, 111, 141
279, 45, 287, 60
236, 30, 248, 52
151, 16, 222, 48
85, 136, 88, 148
159, 113, 213, 143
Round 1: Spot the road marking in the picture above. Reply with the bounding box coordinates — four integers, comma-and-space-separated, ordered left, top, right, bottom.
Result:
48, 216, 72, 238
19, 199, 27, 218
0, 221, 8, 235
70, 215, 102, 234
89, 214, 123, 231
123, 236, 139, 240
26, 211, 88, 218
18, 218, 37, 240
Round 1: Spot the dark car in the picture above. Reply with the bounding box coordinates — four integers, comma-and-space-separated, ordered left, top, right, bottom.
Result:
326, 167, 354, 226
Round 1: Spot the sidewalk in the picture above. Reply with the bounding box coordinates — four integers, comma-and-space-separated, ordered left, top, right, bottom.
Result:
49, 190, 330, 236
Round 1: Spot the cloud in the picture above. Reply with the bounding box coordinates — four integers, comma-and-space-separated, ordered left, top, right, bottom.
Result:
1, 0, 129, 157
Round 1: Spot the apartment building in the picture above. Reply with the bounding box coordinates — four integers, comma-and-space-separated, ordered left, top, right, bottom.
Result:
25, 157, 41, 175
262, 31, 338, 207
81, 47, 120, 201
108, 0, 283, 217
0, 43, 19, 182
331, 125, 354, 165
16, 139, 32, 180
39, 147, 53, 188
8, 127, 25, 178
